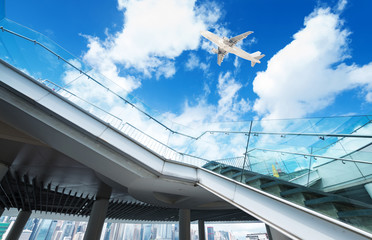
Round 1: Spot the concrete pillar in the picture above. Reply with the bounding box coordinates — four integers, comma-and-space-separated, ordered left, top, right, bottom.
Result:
198, 220, 205, 240
266, 224, 273, 240
0, 163, 8, 180
5, 210, 31, 240
179, 209, 190, 240
0, 207, 4, 217
0, 164, 7, 219
266, 225, 292, 240
83, 182, 112, 240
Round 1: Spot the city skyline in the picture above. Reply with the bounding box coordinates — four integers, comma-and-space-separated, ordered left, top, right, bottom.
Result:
0, 216, 266, 240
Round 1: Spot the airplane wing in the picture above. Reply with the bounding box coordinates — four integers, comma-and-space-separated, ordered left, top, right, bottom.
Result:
229, 31, 253, 46
217, 47, 227, 66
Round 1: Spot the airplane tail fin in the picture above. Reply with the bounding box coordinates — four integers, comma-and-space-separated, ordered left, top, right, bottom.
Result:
251, 54, 265, 67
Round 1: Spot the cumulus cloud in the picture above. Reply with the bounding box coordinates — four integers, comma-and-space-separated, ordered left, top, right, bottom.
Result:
83, 0, 221, 90
82, 36, 140, 93
161, 71, 252, 159
185, 53, 209, 72
167, 72, 250, 126
217, 72, 251, 120
253, 3, 372, 120
336, 0, 347, 12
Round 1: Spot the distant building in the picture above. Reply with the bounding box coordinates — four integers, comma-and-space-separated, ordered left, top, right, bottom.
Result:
157, 223, 172, 239
207, 227, 214, 240
53, 230, 63, 240
173, 223, 179, 240
214, 230, 230, 240
246, 233, 268, 240
0, 222, 11, 239
73, 232, 84, 240
142, 224, 152, 240
19, 229, 32, 240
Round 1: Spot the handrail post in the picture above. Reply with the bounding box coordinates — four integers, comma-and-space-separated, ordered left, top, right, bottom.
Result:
240, 120, 253, 182
306, 147, 313, 187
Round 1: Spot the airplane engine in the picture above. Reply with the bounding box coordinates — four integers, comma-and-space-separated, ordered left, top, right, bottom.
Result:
211, 48, 219, 54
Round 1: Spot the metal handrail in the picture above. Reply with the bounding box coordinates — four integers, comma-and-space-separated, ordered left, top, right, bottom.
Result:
39, 79, 122, 125
247, 148, 372, 165
204, 130, 372, 139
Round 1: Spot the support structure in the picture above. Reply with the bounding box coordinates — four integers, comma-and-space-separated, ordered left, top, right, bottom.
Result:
83, 182, 112, 240
266, 225, 291, 240
179, 209, 190, 240
0, 163, 6, 218
0, 163, 8, 181
198, 220, 205, 240
5, 210, 31, 240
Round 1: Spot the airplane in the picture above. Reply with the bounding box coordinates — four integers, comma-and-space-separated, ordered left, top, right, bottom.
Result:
200, 30, 265, 67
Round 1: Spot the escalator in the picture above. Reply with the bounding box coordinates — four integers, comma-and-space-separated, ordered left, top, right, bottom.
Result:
202, 160, 372, 237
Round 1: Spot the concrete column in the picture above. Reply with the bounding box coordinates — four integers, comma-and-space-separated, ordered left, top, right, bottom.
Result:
198, 220, 205, 240
0, 207, 4, 217
265, 224, 273, 240
83, 182, 112, 240
266, 225, 292, 240
0, 163, 8, 181
5, 210, 31, 240
0, 164, 7, 219
179, 209, 190, 240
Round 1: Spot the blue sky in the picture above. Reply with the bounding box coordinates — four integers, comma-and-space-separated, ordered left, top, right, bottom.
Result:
4, 0, 372, 124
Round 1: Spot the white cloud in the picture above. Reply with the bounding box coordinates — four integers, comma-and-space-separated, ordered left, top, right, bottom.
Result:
336, 0, 347, 12
185, 53, 209, 72
155, 60, 176, 79
217, 72, 251, 120
186, 53, 200, 70
83, 0, 221, 85
82, 35, 141, 93
253, 4, 372, 120
166, 72, 250, 126
160, 72, 252, 160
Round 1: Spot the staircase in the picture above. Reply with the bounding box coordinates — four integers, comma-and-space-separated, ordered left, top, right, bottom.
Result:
203, 161, 372, 233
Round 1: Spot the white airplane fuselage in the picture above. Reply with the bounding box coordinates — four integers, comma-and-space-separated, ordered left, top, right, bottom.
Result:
200, 30, 264, 66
